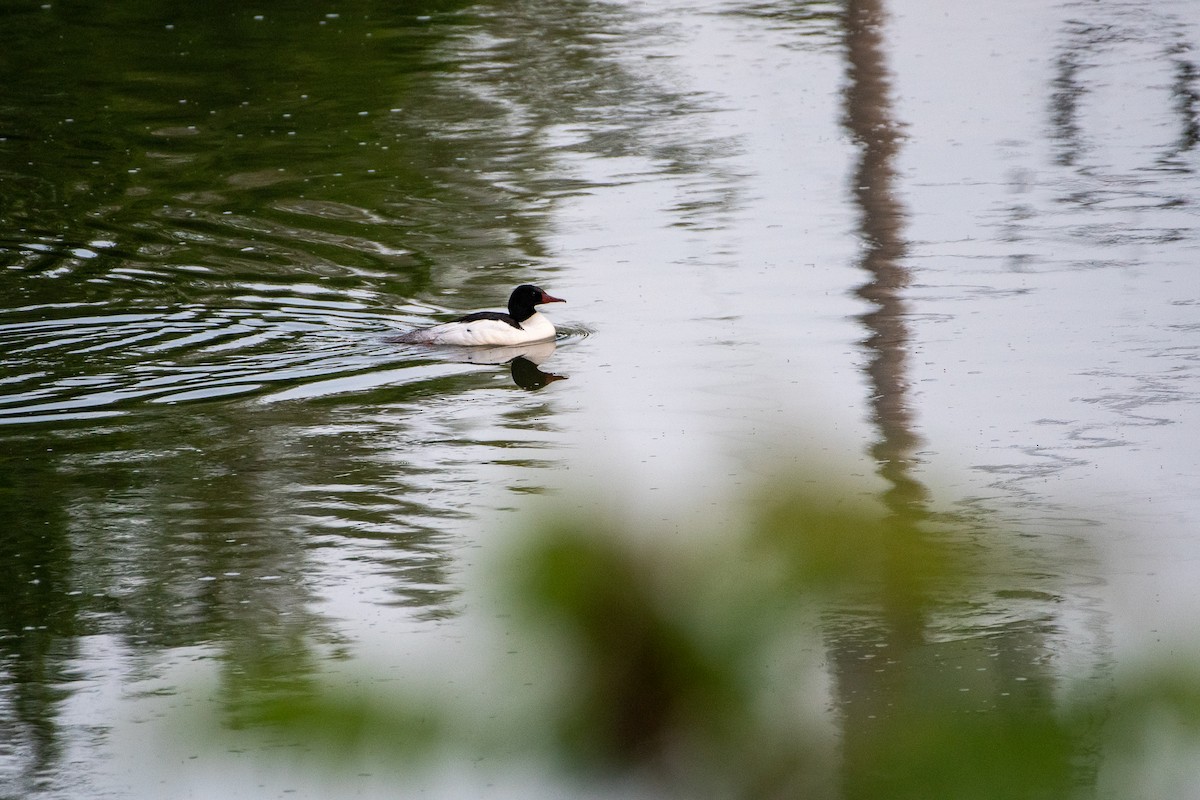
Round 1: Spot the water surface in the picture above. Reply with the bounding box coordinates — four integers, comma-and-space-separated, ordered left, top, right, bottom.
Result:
2, 0, 1200, 796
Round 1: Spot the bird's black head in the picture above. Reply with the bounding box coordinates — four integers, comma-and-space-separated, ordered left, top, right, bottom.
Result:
508, 284, 565, 321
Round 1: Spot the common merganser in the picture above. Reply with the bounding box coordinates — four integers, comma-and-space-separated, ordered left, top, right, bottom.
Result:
392, 284, 565, 346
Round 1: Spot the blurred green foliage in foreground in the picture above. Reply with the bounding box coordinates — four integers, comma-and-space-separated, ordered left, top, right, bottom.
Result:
216, 477, 1200, 799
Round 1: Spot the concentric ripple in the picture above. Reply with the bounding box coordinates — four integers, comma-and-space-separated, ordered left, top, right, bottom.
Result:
0, 295, 488, 425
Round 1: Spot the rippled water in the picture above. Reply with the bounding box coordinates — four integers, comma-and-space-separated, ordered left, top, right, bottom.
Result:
2, 0, 1200, 796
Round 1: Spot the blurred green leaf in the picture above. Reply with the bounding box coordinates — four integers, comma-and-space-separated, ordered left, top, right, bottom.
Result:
192, 476, 1200, 799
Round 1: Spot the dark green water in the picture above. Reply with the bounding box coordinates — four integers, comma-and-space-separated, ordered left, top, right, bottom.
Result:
0, 2, 606, 791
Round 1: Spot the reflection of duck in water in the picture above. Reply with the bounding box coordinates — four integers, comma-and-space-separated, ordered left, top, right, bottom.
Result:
510, 353, 567, 391
390, 335, 567, 391
391, 285, 564, 346
451, 340, 567, 391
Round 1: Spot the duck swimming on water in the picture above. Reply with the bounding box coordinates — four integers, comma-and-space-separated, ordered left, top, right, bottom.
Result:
392, 284, 565, 347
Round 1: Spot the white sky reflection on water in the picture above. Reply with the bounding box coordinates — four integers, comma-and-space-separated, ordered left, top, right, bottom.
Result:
884, 0, 1200, 659
514, 2, 1200, 792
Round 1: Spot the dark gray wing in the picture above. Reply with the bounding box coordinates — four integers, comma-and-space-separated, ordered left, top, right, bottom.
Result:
454, 311, 522, 330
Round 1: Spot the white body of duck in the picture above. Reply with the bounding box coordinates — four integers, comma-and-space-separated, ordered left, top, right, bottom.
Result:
394, 285, 564, 346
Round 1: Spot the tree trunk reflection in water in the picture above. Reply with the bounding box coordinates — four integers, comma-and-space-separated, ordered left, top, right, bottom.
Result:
835, 1, 1074, 797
